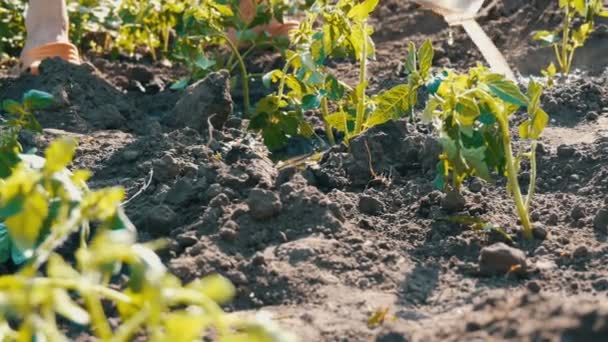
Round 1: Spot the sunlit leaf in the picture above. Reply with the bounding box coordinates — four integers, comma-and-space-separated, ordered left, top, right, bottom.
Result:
485, 74, 528, 106
53, 289, 90, 325
4, 189, 48, 252
188, 274, 235, 305
366, 85, 410, 127
346, 0, 379, 20
44, 138, 77, 174
417, 40, 434, 78
2, 99, 22, 115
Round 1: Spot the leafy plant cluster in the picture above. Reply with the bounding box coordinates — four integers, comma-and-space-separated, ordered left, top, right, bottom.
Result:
423, 65, 548, 239
253, 0, 434, 150
0, 91, 293, 341
533, 0, 608, 81
0, 0, 26, 56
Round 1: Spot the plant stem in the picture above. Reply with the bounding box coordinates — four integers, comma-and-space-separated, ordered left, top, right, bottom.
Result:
321, 97, 335, 145
83, 291, 113, 340
219, 33, 250, 116
498, 116, 533, 239
561, 7, 571, 74
354, 22, 368, 135
277, 55, 299, 99
525, 141, 538, 212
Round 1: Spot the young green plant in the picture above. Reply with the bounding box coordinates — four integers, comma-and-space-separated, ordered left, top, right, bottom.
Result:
424, 65, 548, 239
533, 0, 608, 77
253, 0, 380, 150
1, 90, 293, 340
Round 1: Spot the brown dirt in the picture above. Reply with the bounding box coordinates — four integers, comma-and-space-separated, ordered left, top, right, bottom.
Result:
2, 0, 608, 341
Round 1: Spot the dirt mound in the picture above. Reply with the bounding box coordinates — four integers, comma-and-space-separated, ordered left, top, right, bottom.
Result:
0, 58, 155, 134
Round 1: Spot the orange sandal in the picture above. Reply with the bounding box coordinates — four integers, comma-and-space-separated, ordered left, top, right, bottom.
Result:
19, 42, 80, 75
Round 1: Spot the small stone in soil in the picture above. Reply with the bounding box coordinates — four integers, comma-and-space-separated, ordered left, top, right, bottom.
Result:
532, 223, 548, 240
144, 204, 178, 235
572, 245, 589, 258
527, 281, 541, 293
557, 144, 575, 158
586, 111, 599, 121
592, 278, 608, 291
441, 191, 466, 213
593, 208, 608, 233
571, 205, 587, 220
479, 243, 527, 276
546, 212, 559, 225
469, 178, 483, 193
219, 227, 238, 242
358, 195, 384, 215
247, 188, 282, 220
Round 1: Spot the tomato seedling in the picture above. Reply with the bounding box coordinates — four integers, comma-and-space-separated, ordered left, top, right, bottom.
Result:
533, 0, 608, 77
424, 65, 548, 239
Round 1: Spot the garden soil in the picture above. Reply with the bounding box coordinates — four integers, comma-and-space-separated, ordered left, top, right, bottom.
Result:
2, 0, 608, 340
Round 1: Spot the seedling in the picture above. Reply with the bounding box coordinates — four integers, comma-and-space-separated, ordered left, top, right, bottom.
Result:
0, 138, 294, 341
424, 65, 548, 239
1, 90, 53, 178
533, 0, 608, 76
255, 0, 434, 150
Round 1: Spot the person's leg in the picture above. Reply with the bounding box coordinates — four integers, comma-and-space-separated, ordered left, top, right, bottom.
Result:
232, 0, 298, 43
19, 0, 79, 74
22, 0, 70, 54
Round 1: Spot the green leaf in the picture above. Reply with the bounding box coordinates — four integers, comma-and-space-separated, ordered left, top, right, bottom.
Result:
53, 289, 90, 325
433, 161, 446, 190
365, 85, 410, 127
571, 0, 585, 15
194, 55, 216, 70
302, 94, 321, 111
325, 75, 345, 101
426, 72, 447, 95
455, 97, 480, 126
22, 90, 54, 110
170, 78, 189, 90
532, 30, 559, 45
417, 40, 434, 79
347, 0, 379, 20
0, 224, 10, 263
462, 146, 491, 181
44, 138, 77, 174
262, 70, 282, 88
485, 74, 528, 106
572, 22, 592, 47
404, 42, 417, 74
531, 109, 549, 139
4, 189, 48, 253
325, 111, 349, 133
527, 80, 543, 113
0, 195, 24, 220
2, 99, 22, 114
10, 244, 28, 265
165, 312, 208, 341
0, 146, 20, 179
188, 274, 236, 305
478, 112, 496, 125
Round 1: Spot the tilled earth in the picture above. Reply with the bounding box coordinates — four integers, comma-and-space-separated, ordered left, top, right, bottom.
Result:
2, 0, 608, 341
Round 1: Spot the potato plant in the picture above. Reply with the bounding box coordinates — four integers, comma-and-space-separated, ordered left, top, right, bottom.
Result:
533, 0, 608, 77
423, 65, 548, 239
0, 92, 293, 341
